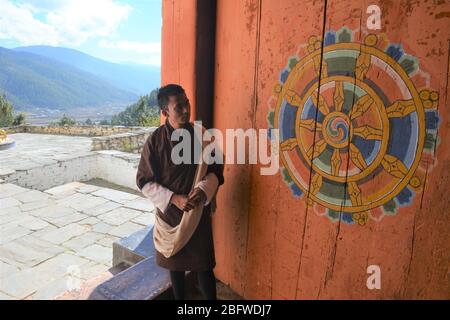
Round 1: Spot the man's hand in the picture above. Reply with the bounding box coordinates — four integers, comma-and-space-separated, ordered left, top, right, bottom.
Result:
170, 188, 206, 212
170, 194, 189, 211
185, 188, 207, 211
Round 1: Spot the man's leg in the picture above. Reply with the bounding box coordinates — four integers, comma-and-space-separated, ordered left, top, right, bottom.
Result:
196, 270, 217, 300
170, 270, 186, 300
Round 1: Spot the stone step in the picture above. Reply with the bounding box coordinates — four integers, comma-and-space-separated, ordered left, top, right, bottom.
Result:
88, 253, 171, 300
55, 263, 135, 300
112, 226, 153, 267
93, 225, 242, 300
90, 226, 196, 300
90, 226, 171, 300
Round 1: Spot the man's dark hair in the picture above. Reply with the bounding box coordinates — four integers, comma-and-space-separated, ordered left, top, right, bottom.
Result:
157, 84, 186, 111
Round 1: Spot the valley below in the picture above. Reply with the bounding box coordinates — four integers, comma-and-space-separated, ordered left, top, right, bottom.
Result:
16, 104, 131, 125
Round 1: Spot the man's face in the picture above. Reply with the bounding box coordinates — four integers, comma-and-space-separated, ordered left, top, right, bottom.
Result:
164, 94, 190, 126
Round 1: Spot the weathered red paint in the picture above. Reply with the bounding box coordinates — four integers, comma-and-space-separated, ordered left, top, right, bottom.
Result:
161, 0, 197, 122
161, 0, 450, 299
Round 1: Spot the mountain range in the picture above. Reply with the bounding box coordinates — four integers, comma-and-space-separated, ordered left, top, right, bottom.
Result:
0, 46, 160, 111
14, 46, 160, 95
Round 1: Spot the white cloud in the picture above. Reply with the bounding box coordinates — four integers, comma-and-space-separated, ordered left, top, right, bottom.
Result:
98, 39, 161, 54
47, 0, 132, 45
0, 0, 131, 46
0, 0, 60, 45
133, 55, 161, 66
98, 39, 161, 66
14, 0, 69, 12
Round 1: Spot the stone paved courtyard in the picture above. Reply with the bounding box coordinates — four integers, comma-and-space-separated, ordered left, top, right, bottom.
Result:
0, 133, 93, 174
0, 181, 155, 299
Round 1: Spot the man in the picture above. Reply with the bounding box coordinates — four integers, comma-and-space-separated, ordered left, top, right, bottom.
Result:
136, 84, 224, 300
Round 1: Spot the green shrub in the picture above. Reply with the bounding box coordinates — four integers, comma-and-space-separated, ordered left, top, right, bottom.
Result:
12, 113, 26, 125
0, 94, 14, 127
111, 89, 160, 127
57, 114, 76, 126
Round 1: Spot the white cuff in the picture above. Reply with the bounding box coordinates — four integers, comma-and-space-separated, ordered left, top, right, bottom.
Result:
141, 182, 174, 213
195, 173, 219, 206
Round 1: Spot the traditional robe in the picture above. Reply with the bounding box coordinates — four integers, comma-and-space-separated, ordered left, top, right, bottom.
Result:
136, 120, 224, 271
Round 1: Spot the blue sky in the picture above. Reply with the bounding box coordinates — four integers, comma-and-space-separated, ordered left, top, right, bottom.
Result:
0, 0, 162, 66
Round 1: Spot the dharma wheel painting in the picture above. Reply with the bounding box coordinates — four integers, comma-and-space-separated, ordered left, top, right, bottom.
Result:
267, 27, 440, 225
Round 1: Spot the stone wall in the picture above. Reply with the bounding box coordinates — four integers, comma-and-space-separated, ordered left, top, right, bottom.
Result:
4, 125, 147, 137
2, 153, 98, 191
1, 150, 142, 192
96, 151, 142, 190
4, 125, 157, 153
91, 128, 155, 153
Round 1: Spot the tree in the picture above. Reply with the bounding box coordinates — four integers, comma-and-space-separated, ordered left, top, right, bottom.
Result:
12, 113, 26, 126
85, 118, 93, 125
0, 94, 14, 127
0, 94, 26, 127
110, 89, 160, 127
57, 114, 76, 126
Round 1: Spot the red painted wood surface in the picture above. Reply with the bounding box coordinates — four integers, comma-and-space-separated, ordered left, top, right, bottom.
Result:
162, 0, 450, 299
161, 0, 197, 122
